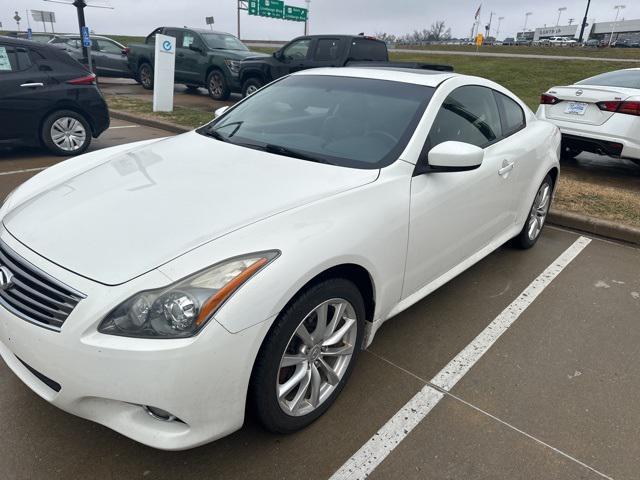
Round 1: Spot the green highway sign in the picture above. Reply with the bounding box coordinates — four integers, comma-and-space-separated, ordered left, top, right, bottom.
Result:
284, 5, 307, 22
248, 0, 308, 22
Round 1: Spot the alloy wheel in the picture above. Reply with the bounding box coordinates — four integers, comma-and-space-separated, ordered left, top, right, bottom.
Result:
50, 117, 87, 152
209, 73, 224, 97
245, 84, 259, 96
527, 182, 551, 241
140, 66, 152, 88
277, 298, 358, 417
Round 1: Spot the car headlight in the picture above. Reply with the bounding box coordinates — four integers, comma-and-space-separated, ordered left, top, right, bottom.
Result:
98, 251, 279, 338
224, 59, 241, 75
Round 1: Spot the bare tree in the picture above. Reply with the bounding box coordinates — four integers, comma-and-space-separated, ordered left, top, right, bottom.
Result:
428, 20, 449, 41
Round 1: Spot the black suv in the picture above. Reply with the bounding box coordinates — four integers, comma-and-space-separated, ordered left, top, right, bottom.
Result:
0, 37, 110, 155
239, 35, 389, 96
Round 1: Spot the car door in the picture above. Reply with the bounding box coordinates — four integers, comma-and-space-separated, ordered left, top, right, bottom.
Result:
176, 30, 203, 84
163, 28, 185, 81
0, 43, 49, 143
93, 38, 128, 77
402, 85, 518, 299
306, 38, 346, 68
272, 38, 312, 79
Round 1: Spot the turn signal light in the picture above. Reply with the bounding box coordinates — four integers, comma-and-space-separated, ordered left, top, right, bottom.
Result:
540, 94, 561, 105
66, 73, 96, 85
596, 100, 640, 116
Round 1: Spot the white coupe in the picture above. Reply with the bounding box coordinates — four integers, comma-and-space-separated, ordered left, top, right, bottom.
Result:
0, 67, 560, 449
537, 68, 640, 165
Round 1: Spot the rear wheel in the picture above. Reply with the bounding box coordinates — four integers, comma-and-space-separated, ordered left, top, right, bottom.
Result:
513, 175, 554, 249
251, 278, 365, 433
138, 62, 153, 90
207, 70, 230, 100
41, 110, 92, 156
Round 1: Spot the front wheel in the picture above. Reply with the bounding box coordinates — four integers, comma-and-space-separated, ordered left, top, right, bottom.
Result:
513, 174, 554, 249
207, 70, 230, 100
251, 278, 365, 433
41, 110, 92, 156
242, 77, 264, 97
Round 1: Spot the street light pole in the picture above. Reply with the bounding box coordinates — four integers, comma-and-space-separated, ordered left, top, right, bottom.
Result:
304, 0, 311, 35
578, 0, 592, 43
557, 7, 567, 26
73, 0, 89, 61
609, 4, 626, 46
496, 17, 505, 39
524, 12, 532, 31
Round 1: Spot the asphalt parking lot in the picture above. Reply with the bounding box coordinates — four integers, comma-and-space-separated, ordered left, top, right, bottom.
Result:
0, 124, 639, 480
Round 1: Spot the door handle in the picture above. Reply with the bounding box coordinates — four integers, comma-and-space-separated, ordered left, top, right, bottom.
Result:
498, 160, 515, 176
20, 82, 44, 88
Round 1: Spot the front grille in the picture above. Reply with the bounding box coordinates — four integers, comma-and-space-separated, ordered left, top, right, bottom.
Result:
0, 242, 85, 331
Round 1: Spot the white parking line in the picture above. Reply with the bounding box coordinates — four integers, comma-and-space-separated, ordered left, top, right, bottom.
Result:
331, 236, 592, 480
109, 125, 140, 129
0, 167, 48, 177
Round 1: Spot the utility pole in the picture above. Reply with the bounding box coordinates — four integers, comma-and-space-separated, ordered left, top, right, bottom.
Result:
73, 0, 89, 61
523, 12, 532, 31
237, 0, 248, 40
496, 16, 505, 39
578, 0, 592, 43
609, 5, 626, 46
557, 7, 567, 26
304, 0, 311, 35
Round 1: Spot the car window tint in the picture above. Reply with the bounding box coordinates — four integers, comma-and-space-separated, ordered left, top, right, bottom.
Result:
494, 91, 525, 136
15, 48, 33, 70
349, 39, 387, 61
0, 46, 32, 72
577, 70, 640, 89
428, 86, 502, 149
314, 39, 341, 61
182, 32, 195, 48
282, 39, 311, 61
164, 29, 183, 47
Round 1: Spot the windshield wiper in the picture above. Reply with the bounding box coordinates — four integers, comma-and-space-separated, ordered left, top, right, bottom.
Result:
203, 128, 230, 143
264, 144, 332, 165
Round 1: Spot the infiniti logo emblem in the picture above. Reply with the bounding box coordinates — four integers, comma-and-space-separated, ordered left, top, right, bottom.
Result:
0, 266, 14, 291
576, 89, 583, 96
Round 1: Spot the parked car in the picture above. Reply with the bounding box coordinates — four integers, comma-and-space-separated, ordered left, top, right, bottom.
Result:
584, 39, 601, 48
0, 65, 560, 450
239, 34, 389, 96
0, 36, 109, 155
51, 34, 133, 79
127, 27, 267, 99
502, 37, 516, 46
537, 68, 640, 165
17, 32, 62, 44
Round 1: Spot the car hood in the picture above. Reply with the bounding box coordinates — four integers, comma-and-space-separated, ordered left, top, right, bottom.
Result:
3, 132, 378, 285
221, 49, 269, 60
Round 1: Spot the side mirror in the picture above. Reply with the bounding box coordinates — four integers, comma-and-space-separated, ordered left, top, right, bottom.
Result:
273, 50, 284, 60
427, 141, 484, 172
214, 106, 229, 118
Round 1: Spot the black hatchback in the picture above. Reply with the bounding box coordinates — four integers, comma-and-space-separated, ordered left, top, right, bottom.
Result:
0, 36, 110, 156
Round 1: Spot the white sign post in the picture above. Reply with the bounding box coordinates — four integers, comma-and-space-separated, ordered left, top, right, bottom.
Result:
153, 34, 176, 112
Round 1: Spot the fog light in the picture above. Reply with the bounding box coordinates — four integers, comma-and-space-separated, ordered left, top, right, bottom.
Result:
144, 405, 177, 422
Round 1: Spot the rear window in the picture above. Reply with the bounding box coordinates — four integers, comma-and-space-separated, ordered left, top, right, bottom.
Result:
348, 39, 387, 61
577, 70, 640, 89
494, 91, 526, 136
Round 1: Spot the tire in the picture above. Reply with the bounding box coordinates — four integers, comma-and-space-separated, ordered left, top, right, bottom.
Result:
138, 62, 153, 90
512, 174, 554, 249
41, 110, 92, 156
242, 77, 264, 97
251, 278, 365, 434
206, 69, 230, 100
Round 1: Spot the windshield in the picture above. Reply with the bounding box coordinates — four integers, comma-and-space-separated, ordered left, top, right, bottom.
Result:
198, 75, 434, 169
577, 70, 640, 89
201, 33, 248, 51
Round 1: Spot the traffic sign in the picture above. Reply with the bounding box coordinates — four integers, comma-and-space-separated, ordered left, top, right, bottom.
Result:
81, 26, 91, 47
27, 28, 33, 39
261, 0, 284, 19
284, 5, 307, 22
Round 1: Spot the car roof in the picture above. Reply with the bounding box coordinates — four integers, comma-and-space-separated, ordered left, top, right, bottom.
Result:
0, 35, 47, 47
295, 66, 457, 87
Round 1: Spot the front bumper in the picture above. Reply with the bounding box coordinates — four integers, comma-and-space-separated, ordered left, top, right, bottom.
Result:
0, 234, 271, 450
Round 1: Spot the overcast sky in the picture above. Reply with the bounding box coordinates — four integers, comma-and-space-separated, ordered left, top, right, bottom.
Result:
3, 0, 640, 40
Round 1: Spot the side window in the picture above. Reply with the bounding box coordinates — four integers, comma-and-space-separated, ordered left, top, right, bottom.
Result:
282, 39, 311, 61
494, 91, 526, 136
98, 39, 124, 54
349, 39, 388, 61
182, 32, 195, 49
0, 45, 33, 73
314, 39, 341, 62
427, 86, 502, 149
164, 29, 184, 48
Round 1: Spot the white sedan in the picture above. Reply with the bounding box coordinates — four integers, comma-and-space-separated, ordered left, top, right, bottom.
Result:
537, 68, 640, 165
0, 67, 560, 450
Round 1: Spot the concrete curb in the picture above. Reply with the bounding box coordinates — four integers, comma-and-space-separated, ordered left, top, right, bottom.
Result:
107, 110, 640, 247
549, 209, 640, 246
110, 109, 191, 134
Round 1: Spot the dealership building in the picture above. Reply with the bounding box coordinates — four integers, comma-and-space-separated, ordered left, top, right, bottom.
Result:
517, 18, 640, 43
